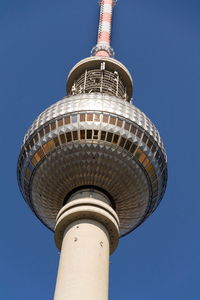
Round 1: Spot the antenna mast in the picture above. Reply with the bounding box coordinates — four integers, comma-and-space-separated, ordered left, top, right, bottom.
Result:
92, 0, 117, 57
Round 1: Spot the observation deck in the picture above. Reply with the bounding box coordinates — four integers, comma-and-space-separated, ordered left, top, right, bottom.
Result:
67, 56, 133, 102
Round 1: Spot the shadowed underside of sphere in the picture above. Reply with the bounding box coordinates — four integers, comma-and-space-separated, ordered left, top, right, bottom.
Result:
17, 93, 167, 236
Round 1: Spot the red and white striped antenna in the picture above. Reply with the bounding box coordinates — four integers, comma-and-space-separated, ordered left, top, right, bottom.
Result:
92, 0, 117, 57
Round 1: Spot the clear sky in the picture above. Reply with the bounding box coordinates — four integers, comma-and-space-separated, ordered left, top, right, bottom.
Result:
1, 0, 200, 299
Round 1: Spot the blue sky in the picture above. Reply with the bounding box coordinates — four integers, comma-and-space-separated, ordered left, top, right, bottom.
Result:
1, 0, 200, 299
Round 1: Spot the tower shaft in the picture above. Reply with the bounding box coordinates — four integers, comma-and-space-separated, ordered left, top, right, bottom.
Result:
54, 220, 110, 300
54, 192, 119, 300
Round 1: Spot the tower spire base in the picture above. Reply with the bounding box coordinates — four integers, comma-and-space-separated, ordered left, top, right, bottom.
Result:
91, 44, 115, 57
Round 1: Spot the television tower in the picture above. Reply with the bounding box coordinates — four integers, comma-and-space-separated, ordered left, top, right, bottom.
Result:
17, 1, 167, 299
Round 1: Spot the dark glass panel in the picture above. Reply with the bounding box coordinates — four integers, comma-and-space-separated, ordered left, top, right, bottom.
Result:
147, 139, 153, 149
66, 132, 72, 142
44, 124, 50, 134
155, 151, 160, 160
152, 145, 157, 153
25, 144, 30, 152
87, 130, 92, 139
80, 130, 85, 139
142, 134, 148, 143
124, 140, 132, 151
30, 139, 34, 148
124, 122, 131, 131
113, 134, 119, 144
119, 137, 126, 147
34, 134, 38, 143
101, 131, 106, 140
72, 131, 78, 140
53, 137, 60, 147
106, 132, 113, 142
131, 125, 137, 134
51, 121, 56, 130
60, 134, 66, 144
130, 143, 137, 154
137, 128, 143, 138
158, 157, 163, 165
39, 128, 44, 138
19, 157, 23, 168
93, 130, 99, 139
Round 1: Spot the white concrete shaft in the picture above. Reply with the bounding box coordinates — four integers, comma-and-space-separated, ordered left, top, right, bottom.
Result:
54, 219, 110, 300
54, 196, 119, 300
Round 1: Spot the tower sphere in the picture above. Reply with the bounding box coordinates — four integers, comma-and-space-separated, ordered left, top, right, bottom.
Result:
17, 57, 167, 237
